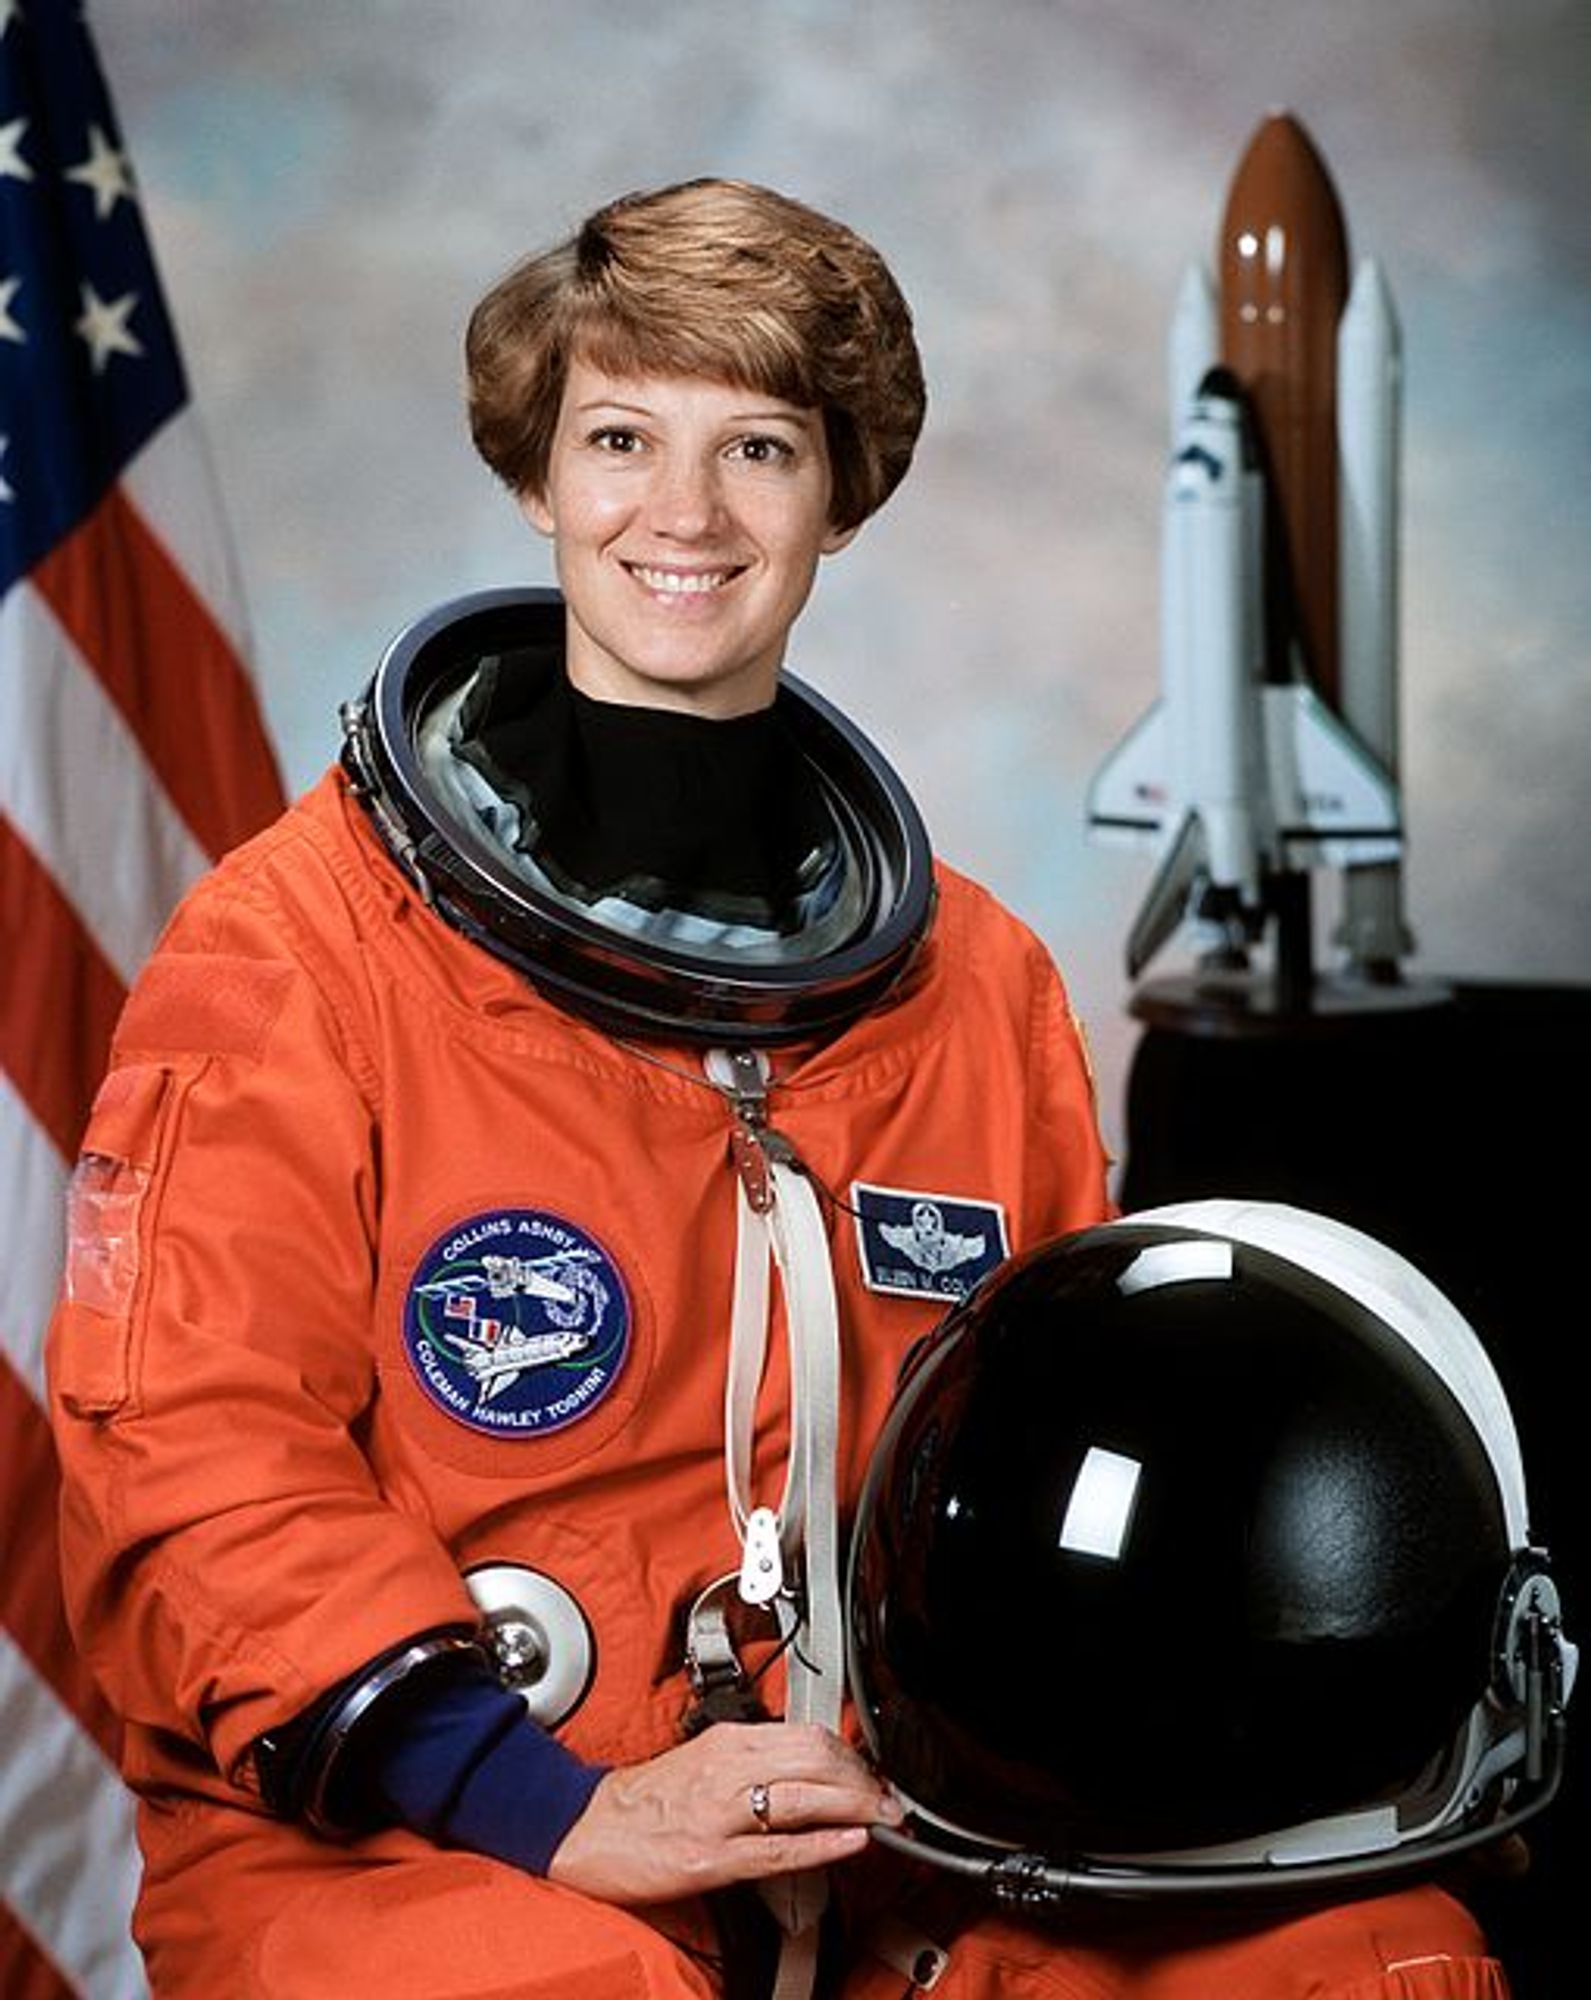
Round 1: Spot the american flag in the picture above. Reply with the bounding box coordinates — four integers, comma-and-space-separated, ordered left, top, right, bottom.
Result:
1, 6, 285, 1993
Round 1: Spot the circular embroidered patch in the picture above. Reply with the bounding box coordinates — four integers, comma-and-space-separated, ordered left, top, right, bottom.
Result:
403, 1208, 631, 1436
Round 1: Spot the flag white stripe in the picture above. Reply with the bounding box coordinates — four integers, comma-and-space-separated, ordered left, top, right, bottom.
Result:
3, 27, 285, 2000
0, 1071, 68, 1403
0, 582, 210, 987
0, 1633, 148, 2000
119, 411, 255, 663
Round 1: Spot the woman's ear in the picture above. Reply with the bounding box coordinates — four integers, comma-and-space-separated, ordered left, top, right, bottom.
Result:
821, 519, 861, 556
519, 489, 555, 538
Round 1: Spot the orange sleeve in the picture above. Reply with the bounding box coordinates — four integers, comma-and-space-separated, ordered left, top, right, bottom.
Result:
47, 849, 478, 1790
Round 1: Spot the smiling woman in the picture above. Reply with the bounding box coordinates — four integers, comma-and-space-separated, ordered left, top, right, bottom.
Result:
520, 363, 855, 716
47, 171, 1506, 2000
45, 176, 1092, 2000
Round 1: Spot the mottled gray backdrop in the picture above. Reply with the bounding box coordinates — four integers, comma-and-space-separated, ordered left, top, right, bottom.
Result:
96, 1, 1591, 1170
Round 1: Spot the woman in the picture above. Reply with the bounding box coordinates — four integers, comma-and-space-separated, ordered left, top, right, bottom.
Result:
48, 179, 1503, 1998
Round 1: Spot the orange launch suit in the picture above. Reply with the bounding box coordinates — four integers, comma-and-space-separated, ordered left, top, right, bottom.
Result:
48, 769, 1504, 1997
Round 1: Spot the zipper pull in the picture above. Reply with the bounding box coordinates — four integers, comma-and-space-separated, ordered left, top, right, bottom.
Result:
706, 1048, 772, 1126
729, 1127, 774, 1213
706, 1048, 785, 1214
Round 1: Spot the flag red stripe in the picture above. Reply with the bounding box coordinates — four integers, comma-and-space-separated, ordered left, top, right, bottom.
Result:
31, 484, 285, 863
0, 817, 126, 1162
0, 1357, 122, 1763
0, 1903, 77, 2000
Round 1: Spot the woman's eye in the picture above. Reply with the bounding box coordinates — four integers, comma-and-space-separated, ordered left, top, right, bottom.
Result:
589, 427, 643, 454
732, 434, 796, 466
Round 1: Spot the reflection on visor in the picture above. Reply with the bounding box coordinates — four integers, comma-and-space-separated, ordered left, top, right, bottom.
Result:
1058, 1444, 1143, 1561
1117, 1239, 1233, 1295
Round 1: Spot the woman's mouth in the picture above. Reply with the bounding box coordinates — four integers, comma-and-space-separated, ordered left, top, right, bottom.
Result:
625, 563, 741, 597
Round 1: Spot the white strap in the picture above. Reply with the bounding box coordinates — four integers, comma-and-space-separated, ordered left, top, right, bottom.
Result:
763, 1155, 844, 1734
725, 1177, 780, 1550
721, 1111, 845, 1992
725, 1160, 845, 1730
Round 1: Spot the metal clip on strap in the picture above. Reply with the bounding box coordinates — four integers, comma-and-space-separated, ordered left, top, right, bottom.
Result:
682, 1575, 774, 1732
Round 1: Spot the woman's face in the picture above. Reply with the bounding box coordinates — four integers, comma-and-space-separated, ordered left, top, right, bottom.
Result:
522, 358, 856, 717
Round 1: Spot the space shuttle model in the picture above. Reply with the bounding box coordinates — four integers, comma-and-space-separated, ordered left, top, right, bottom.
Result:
1089, 112, 1413, 1002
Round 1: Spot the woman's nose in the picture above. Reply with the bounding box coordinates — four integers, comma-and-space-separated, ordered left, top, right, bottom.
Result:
647, 453, 725, 539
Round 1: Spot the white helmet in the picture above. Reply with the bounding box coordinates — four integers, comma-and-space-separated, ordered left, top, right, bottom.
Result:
847, 1200, 1576, 1903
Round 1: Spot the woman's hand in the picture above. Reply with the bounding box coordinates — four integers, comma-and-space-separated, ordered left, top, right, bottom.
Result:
546, 1720, 902, 1906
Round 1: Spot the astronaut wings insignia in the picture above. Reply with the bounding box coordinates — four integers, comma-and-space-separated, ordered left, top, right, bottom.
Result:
880, 1204, 985, 1274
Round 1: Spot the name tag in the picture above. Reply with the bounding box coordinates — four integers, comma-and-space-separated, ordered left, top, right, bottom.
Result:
851, 1182, 1010, 1301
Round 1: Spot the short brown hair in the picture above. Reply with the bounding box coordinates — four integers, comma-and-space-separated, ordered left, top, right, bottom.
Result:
465, 178, 926, 532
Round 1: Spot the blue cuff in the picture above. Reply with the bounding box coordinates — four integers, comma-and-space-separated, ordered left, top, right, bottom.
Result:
371, 1662, 607, 1876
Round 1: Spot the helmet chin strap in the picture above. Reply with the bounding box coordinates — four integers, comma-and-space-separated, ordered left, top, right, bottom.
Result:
871, 1752, 1565, 1907
697, 1048, 846, 2000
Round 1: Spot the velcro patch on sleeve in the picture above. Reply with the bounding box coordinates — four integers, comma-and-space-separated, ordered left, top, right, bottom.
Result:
116, 954, 294, 1062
